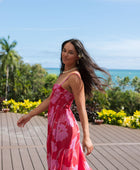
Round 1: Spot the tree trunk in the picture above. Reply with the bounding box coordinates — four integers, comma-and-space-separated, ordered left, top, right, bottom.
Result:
5, 66, 9, 100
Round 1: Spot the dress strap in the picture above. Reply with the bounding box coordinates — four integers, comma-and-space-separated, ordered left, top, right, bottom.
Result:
60, 72, 81, 86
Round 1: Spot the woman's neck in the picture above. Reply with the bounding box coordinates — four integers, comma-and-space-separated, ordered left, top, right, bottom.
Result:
63, 67, 78, 74
64, 65, 77, 71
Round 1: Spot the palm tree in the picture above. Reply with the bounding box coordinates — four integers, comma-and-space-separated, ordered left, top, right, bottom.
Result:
0, 36, 21, 100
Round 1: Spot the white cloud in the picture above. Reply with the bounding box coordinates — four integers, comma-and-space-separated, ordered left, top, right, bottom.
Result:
96, 55, 140, 69
18, 38, 140, 69
87, 39, 140, 57
86, 38, 140, 69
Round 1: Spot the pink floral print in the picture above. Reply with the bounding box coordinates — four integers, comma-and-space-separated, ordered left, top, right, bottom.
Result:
47, 80, 92, 170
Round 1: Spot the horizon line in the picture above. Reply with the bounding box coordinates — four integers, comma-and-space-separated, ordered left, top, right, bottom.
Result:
45, 67, 140, 71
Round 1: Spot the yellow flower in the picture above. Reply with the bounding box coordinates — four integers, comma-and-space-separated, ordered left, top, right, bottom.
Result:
117, 120, 123, 125
123, 116, 131, 127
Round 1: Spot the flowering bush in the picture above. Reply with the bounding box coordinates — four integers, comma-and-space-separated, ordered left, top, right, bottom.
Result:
3, 99, 46, 115
97, 109, 126, 125
3, 99, 140, 129
122, 110, 140, 128
97, 109, 140, 129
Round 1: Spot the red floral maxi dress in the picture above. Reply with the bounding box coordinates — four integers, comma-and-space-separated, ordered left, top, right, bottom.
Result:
47, 73, 92, 170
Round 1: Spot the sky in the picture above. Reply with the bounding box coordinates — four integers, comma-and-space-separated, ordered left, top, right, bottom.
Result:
0, 0, 140, 70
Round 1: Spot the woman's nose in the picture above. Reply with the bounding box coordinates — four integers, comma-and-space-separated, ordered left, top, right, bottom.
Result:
63, 51, 68, 57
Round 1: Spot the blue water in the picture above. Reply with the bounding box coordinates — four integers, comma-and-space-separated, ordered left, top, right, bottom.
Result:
46, 68, 60, 75
45, 68, 140, 90
45, 68, 140, 81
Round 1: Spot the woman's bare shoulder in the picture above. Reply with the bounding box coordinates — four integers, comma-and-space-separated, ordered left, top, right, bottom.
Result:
68, 71, 83, 87
70, 71, 81, 79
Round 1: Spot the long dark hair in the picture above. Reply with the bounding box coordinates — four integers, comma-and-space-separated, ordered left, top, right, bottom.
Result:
60, 39, 111, 97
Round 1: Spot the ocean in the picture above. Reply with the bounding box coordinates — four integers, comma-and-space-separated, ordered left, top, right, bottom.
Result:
45, 68, 140, 83
45, 68, 140, 90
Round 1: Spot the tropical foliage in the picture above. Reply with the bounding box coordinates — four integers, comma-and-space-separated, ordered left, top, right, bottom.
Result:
92, 85, 140, 116
0, 36, 140, 128
0, 36, 21, 100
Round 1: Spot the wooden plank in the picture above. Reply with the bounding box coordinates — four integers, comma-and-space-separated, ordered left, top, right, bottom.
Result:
79, 142, 98, 169
90, 149, 108, 170
1, 112, 140, 170
2, 149, 13, 170
93, 125, 128, 143
109, 145, 139, 170
123, 144, 140, 162
102, 145, 128, 169
89, 123, 140, 146
91, 124, 127, 143
86, 155, 97, 170
16, 113, 48, 169
33, 117, 50, 169
0, 112, 2, 170
37, 115, 48, 128
19, 148, 34, 170
11, 148, 23, 170
25, 120, 44, 146
1, 113, 10, 146
30, 117, 46, 144
111, 126, 140, 142
100, 145, 128, 170
34, 116, 47, 138
93, 147, 118, 170
0, 149, 2, 170
86, 152, 104, 170
90, 126, 114, 143
6, 112, 19, 146
110, 125, 140, 141
133, 144, 140, 153
36, 147, 48, 169
27, 147, 45, 170
15, 113, 47, 169
96, 145, 127, 170
14, 112, 35, 146
79, 122, 104, 143
31, 117, 51, 169
12, 113, 26, 146
1, 113, 13, 169
117, 145, 140, 168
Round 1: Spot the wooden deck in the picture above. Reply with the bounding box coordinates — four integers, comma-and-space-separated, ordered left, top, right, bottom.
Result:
0, 111, 140, 170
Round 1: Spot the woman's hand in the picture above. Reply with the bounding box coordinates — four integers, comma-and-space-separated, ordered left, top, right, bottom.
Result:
82, 137, 94, 155
17, 114, 31, 127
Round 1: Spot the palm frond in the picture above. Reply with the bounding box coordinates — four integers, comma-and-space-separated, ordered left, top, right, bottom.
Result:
0, 54, 4, 60
0, 36, 21, 74
9, 41, 17, 49
0, 38, 9, 51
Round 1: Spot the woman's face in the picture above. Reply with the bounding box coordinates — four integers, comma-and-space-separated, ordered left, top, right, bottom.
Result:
61, 42, 79, 67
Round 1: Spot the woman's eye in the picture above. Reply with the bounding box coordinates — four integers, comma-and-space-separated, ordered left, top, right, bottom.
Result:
62, 49, 66, 52
62, 49, 74, 55
69, 51, 74, 54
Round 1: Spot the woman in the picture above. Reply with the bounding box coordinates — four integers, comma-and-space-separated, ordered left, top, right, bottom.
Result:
17, 39, 110, 170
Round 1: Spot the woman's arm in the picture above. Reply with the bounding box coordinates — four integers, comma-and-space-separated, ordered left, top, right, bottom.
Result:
28, 95, 51, 118
69, 74, 93, 155
17, 94, 51, 127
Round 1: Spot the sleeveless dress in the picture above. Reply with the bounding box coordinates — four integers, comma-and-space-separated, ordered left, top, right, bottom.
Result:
47, 73, 92, 170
